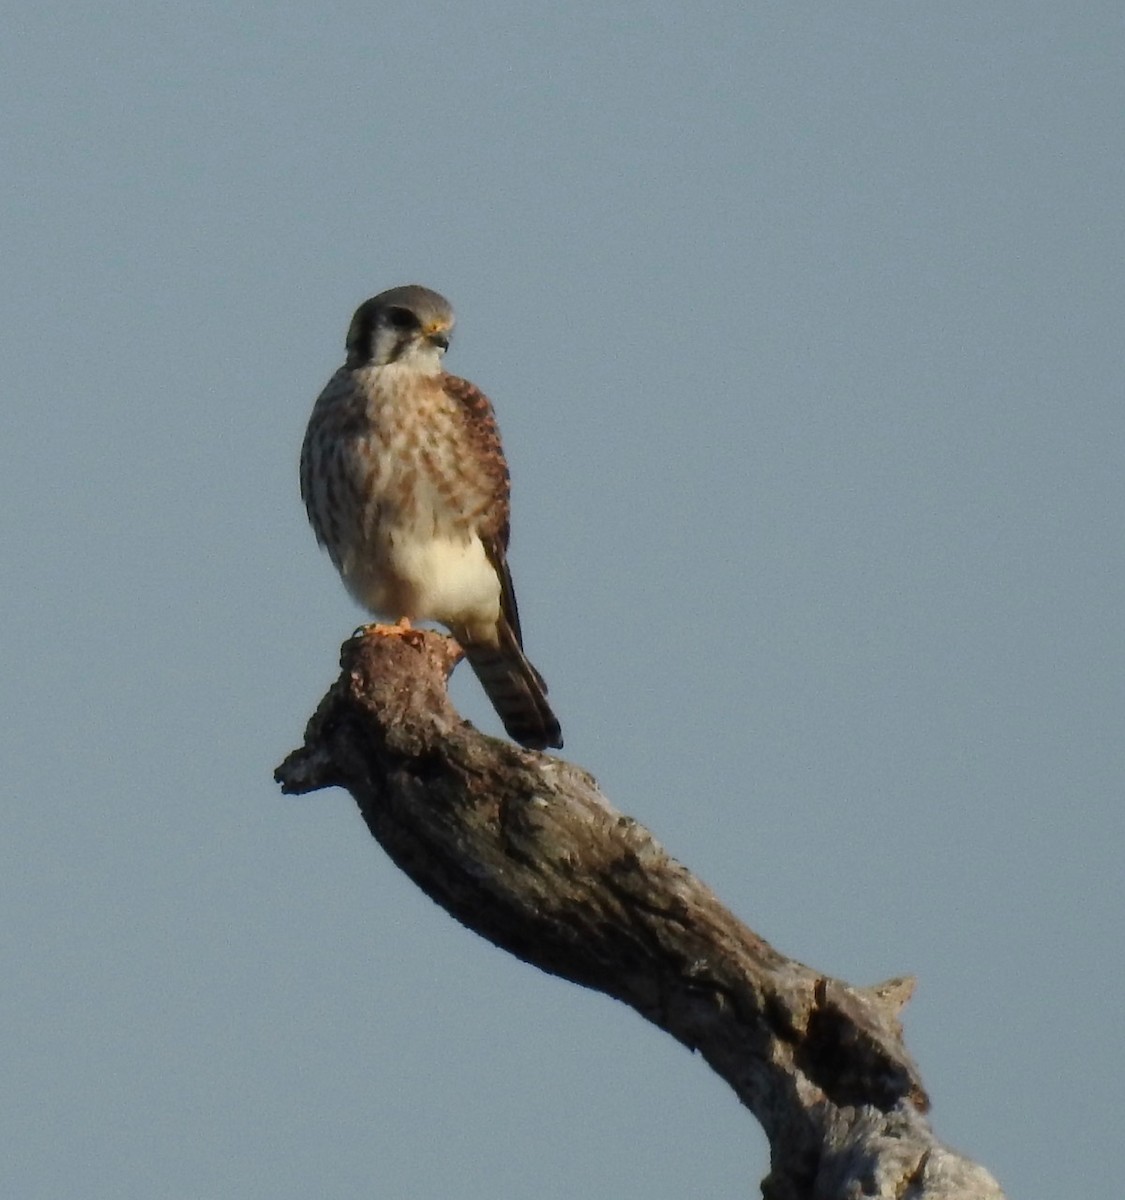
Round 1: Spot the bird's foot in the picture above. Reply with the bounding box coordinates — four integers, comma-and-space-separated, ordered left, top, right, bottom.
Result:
352, 617, 426, 648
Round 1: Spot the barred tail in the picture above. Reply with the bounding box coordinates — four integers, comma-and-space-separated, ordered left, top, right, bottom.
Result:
462, 622, 562, 750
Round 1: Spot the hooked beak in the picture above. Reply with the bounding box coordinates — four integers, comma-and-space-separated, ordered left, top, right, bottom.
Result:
424, 322, 451, 351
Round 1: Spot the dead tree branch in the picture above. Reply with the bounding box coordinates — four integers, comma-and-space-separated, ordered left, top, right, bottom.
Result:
275, 629, 1006, 1200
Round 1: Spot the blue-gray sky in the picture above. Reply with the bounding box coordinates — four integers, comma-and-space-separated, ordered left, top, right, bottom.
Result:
3, 3, 1122, 1197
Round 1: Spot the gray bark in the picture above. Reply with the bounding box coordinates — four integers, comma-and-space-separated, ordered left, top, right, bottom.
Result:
275, 629, 1006, 1200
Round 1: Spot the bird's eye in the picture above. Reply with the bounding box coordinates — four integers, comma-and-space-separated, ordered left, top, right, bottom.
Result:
385, 307, 419, 330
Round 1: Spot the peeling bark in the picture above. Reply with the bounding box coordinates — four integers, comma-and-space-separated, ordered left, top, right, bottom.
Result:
275, 629, 1006, 1200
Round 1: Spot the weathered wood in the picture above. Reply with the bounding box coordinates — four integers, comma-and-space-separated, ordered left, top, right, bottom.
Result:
275, 629, 1006, 1200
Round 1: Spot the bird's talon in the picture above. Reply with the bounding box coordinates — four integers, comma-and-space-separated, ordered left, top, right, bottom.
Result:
351, 618, 430, 649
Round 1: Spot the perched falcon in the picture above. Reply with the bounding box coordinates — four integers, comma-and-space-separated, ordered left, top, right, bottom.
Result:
300, 285, 562, 750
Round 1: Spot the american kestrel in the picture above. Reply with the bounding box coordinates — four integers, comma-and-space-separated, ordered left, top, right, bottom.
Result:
300, 285, 562, 750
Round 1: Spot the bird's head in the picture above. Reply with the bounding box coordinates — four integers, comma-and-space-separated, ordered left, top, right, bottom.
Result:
345, 285, 454, 372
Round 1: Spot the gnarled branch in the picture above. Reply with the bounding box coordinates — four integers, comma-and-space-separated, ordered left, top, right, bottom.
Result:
275, 629, 1006, 1200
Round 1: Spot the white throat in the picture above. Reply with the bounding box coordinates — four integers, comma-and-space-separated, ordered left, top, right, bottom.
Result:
391, 340, 445, 376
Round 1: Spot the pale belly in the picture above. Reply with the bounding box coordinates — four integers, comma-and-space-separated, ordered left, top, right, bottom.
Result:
340, 524, 501, 639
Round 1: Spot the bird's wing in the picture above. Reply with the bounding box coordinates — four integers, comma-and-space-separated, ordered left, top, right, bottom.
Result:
300, 367, 368, 563
442, 373, 525, 647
